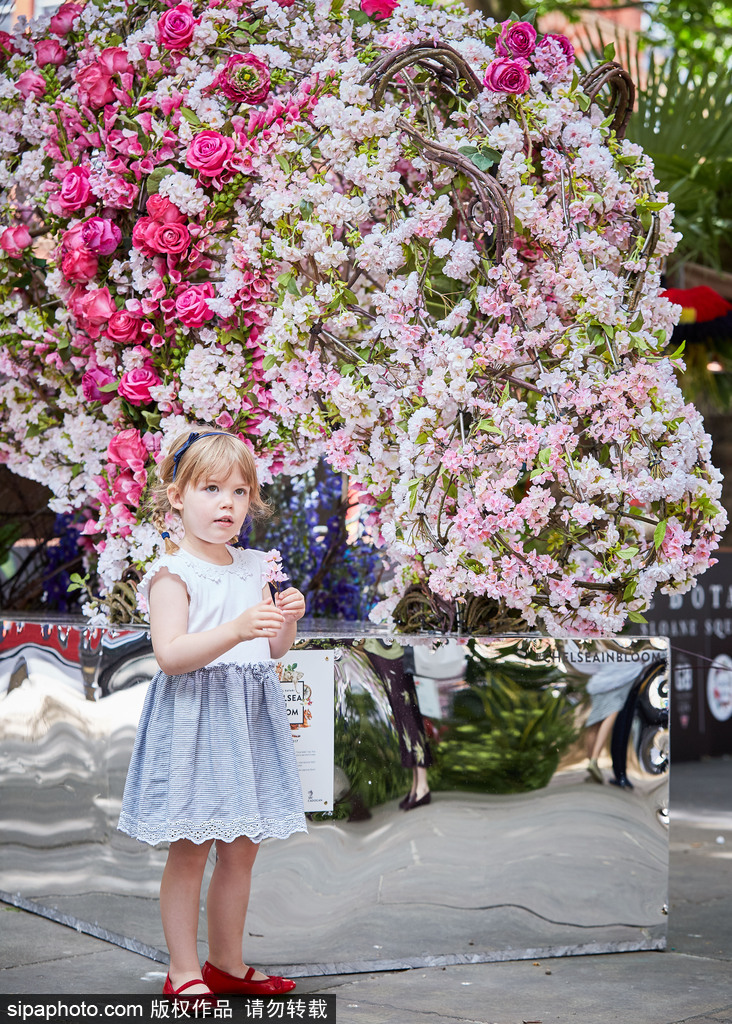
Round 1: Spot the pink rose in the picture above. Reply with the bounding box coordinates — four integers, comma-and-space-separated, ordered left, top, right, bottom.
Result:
97, 47, 132, 76
105, 310, 144, 344
107, 428, 148, 472
61, 248, 98, 283
35, 38, 67, 67
146, 194, 186, 224
50, 2, 83, 35
81, 217, 121, 255
360, 0, 399, 17
61, 222, 87, 252
534, 34, 575, 82
0, 31, 19, 58
57, 166, 92, 212
153, 221, 190, 255
76, 48, 131, 108
0, 225, 32, 258
483, 58, 531, 94
118, 366, 161, 405
112, 469, 145, 507
542, 33, 574, 61
496, 21, 537, 59
175, 283, 215, 327
82, 366, 117, 403
157, 3, 198, 50
76, 63, 114, 108
216, 54, 271, 104
185, 129, 235, 178
70, 285, 116, 338
16, 71, 46, 99
132, 217, 159, 257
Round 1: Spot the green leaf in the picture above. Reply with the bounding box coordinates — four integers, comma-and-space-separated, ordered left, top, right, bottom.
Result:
639, 209, 653, 232
178, 107, 201, 125
627, 313, 644, 332
348, 8, 370, 24
263, 354, 277, 371
603, 42, 616, 62
653, 519, 668, 550
407, 478, 421, 512
141, 410, 161, 428
146, 166, 176, 195
342, 288, 359, 305
618, 546, 639, 560
627, 610, 648, 623
299, 199, 313, 218
577, 93, 591, 112
667, 340, 686, 361
477, 418, 502, 434
341, 363, 355, 376
276, 154, 291, 174
623, 580, 637, 601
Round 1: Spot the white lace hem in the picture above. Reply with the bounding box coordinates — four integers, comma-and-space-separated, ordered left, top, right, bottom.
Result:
118, 811, 307, 846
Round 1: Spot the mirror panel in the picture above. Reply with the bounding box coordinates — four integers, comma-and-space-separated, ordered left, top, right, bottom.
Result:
0, 621, 668, 973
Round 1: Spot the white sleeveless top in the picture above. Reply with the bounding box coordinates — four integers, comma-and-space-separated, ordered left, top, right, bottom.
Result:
137, 545, 273, 667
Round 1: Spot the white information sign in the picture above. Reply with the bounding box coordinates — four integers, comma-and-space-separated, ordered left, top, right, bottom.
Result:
274, 650, 334, 812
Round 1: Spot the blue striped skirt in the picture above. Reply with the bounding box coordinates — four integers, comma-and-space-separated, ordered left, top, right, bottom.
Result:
118, 661, 307, 846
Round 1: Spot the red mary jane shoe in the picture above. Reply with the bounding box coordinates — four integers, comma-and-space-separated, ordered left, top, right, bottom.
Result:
202, 960, 296, 995
162, 975, 216, 1003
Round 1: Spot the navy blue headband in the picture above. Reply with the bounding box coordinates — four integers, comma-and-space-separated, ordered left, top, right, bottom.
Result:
171, 432, 230, 481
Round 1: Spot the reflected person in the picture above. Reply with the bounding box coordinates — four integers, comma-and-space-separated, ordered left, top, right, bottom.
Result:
584, 660, 643, 786
363, 640, 433, 810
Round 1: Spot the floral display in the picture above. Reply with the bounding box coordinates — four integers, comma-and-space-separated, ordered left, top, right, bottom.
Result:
0, 0, 725, 634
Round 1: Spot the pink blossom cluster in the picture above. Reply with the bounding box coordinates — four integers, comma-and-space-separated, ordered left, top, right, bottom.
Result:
0, 0, 725, 631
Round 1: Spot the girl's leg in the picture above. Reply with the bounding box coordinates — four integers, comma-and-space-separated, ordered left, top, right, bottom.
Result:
206, 835, 269, 981
591, 712, 618, 762
160, 838, 213, 992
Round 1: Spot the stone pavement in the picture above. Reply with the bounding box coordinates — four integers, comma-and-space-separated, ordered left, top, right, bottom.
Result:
1, 757, 731, 1024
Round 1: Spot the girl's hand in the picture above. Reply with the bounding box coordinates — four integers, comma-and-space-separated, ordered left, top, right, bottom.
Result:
237, 599, 285, 639
276, 587, 306, 622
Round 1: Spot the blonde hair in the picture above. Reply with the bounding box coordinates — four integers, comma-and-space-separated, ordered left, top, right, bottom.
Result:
150, 427, 271, 553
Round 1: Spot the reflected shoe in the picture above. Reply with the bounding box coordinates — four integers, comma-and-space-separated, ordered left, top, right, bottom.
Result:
586, 758, 603, 784
609, 775, 634, 790
202, 961, 296, 995
404, 791, 431, 811
399, 791, 415, 810
162, 975, 216, 1003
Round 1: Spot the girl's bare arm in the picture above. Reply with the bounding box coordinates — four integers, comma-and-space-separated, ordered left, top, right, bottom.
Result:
149, 569, 285, 675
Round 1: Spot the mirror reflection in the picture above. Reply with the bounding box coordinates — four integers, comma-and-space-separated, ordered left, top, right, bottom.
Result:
0, 623, 668, 973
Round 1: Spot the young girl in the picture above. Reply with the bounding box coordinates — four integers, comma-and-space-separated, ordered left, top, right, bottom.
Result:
118, 429, 307, 999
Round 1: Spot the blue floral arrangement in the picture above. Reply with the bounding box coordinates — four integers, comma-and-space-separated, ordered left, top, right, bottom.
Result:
241, 463, 381, 621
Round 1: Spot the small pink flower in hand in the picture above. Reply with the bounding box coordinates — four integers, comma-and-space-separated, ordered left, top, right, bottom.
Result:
262, 549, 289, 590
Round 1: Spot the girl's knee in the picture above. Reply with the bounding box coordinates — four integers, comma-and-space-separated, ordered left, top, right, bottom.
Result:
215, 835, 259, 868
168, 838, 214, 865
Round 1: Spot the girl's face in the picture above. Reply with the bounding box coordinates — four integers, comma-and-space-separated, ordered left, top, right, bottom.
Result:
168, 468, 251, 554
